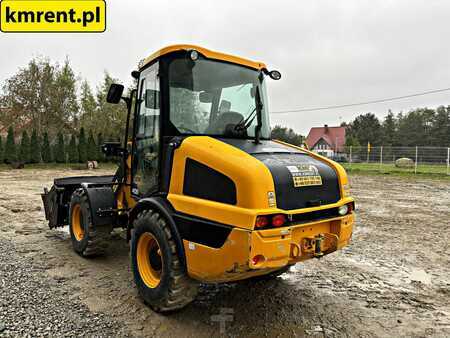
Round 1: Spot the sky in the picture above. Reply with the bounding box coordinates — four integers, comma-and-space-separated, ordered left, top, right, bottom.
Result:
1, 0, 450, 135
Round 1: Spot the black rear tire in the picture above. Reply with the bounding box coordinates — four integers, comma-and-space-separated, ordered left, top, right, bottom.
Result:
69, 189, 110, 257
131, 210, 198, 312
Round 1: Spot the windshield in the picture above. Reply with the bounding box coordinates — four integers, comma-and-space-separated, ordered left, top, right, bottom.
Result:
168, 57, 271, 139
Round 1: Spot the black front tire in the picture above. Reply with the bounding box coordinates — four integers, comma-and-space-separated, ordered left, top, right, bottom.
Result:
131, 210, 198, 312
69, 189, 110, 257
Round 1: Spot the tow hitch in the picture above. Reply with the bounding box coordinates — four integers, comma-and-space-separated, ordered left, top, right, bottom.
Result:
314, 234, 324, 258
301, 233, 339, 258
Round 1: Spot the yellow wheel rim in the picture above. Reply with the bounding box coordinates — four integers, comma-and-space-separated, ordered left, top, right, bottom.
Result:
71, 204, 84, 241
137, 232, 163, 288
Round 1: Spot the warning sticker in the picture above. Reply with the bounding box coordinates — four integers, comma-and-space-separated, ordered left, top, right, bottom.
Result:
287, 164, 323, 187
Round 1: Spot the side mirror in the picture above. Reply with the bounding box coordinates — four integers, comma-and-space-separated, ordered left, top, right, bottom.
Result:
107, 84, 124, 104
145, 89, 160, 109
268, 70, 281, 80
199, 91, 213, 103
101, 142, 126, 157
131, 70, 140, 79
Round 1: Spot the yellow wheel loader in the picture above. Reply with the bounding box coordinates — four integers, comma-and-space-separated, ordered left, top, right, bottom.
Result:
42, 45, 355, 312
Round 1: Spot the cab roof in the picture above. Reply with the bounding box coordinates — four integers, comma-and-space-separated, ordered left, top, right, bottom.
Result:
140, 44, 267, 71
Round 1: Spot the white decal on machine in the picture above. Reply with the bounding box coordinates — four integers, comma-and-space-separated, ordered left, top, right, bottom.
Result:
287, 164, 323, 187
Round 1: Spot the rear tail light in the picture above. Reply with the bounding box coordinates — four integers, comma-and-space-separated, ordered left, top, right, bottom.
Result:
272, 214, 286, 227
255, 216, 269, 228
255, 214, 288, 229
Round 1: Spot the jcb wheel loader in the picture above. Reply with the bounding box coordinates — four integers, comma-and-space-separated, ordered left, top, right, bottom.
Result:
42, 45, 355, 312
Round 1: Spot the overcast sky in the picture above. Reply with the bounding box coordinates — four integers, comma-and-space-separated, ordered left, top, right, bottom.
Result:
1, 0, 450, 135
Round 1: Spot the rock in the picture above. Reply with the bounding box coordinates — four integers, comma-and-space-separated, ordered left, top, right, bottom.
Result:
86, 161, 99, 170
0, 321, 6, 332
395, 157, 414, 168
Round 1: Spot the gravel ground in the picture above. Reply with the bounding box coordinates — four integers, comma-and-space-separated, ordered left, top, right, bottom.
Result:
0, 168, 449, 337
0, 238, 129, 337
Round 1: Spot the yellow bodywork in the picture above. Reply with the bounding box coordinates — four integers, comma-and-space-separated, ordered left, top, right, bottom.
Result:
185, 214, 354, 282
140, 44, 267, 71
166, 136, 355, 282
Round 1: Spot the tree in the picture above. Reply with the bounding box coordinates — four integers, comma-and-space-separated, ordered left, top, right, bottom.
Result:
431, 106, 450, 146
55, 132, 65, 163
41, 132, 52, 163
4, 126, 17, 163
19, 130, 30, 163
78, 127, 87, 163
346, 113, 382, 146
52, 58, 79, 132
381, 110, 397, 146
345, 135, 361, 147
68, 135, 78, 163
29, 129, 41, 163
96, 72, 127, 139
87, 130, 97, 160
271, 125, 304, 146
79, 80, 98, 133
0, 57, 79, 136
0, 57, 57, 135
396, 109, 435, 146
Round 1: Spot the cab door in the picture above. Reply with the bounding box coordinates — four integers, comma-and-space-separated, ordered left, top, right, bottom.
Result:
133, 62, 160, 196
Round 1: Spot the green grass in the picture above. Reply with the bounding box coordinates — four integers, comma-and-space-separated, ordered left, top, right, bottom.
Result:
343, 162, 450, 180
0, 162, 118, 171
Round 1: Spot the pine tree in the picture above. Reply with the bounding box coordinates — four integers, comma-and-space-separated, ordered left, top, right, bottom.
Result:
55, 132, 65, 163
78, 127, 87, 163
68, 135, 78, 163
0, 136, 3, 163
381, 110, 397, 146
19, 130, 30, 163
41, 132, 52, 163
4, 126, 17, 164
96, 133, 105, 162
54, 58, 79, 131
80, 80, 98, 133
29, 129, 41, 163
86, 130, 97, 161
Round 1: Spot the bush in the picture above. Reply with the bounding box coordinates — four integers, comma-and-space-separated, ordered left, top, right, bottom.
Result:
87, 130, 97, 161
30, 129, 41, 163
4, 126, 17, 164
19, 130, 30, 163
78, 127, 87, 163
68, 134, 78, 163
41, 132, 52, 163
55, 132, 65, 163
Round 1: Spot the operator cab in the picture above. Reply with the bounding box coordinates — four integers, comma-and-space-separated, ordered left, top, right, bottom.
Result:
107, 45, 281, 198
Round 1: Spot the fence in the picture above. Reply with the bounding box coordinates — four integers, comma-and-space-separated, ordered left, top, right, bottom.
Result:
328, 146, 450, 175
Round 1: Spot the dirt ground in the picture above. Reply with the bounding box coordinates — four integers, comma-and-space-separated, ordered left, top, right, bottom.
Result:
0, 168, 449, 337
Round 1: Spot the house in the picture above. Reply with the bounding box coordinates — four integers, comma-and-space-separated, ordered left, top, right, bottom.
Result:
305, 125, 346, 158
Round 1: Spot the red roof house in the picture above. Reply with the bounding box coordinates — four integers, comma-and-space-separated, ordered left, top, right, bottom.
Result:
305, 125, 346, 156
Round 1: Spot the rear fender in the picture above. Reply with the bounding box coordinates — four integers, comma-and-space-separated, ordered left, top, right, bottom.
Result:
80, 184, 117, 227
